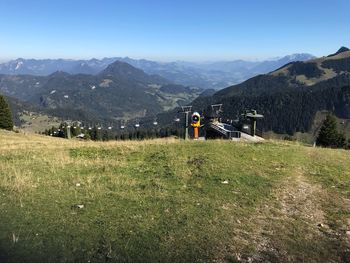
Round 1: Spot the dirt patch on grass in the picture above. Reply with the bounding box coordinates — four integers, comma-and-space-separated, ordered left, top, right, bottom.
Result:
250, 168, 326, 261
278, 168, 325, 223
219, 166, 349, 262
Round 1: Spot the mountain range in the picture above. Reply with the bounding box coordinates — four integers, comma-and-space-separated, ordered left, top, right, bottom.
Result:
119, 54, 316, 90
0, 54, 314, 90
0, 58, 116, 76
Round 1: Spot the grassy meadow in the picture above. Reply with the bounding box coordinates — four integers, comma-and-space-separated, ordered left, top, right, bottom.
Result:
0, 130, 349, 262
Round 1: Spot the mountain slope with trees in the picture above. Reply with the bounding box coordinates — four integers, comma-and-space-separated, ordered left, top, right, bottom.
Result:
0, 61, 202, 124
156, 48, 350, 139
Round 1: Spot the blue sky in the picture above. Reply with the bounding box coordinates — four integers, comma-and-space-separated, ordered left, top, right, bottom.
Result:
1, 0, 350, 62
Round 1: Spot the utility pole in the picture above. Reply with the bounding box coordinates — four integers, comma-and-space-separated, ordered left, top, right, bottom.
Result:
181, 106, 192, 140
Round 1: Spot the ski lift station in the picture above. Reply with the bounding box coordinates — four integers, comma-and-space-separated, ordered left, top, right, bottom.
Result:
185, 104, 265, 142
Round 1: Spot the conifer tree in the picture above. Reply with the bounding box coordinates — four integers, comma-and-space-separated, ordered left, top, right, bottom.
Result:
316, 114, 345, 148
0, 95, 14, 130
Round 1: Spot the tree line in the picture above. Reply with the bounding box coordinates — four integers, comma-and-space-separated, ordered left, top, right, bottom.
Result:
42, 122, 185, 141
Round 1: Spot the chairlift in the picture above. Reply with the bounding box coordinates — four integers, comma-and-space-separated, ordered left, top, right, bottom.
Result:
211, 104, 223, 112
94, 123, 102, 130
181, 105, 192, 113
120, 120, 126, 129
211, 104, 223, 119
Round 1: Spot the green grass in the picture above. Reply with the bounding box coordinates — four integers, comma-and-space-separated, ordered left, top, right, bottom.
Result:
0, 131, 349, 262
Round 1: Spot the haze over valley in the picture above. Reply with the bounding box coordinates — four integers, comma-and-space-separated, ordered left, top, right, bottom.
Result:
0, 53, 314, 90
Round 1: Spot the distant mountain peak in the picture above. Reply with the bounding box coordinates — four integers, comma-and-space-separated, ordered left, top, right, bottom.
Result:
277, 53, 315, 63
285, 53, 313, 59
99, 60, 169, 85
49, 71, 70, 77
100, 60, 144, 77
337, 46, 349, 53
327, 46, 350, 57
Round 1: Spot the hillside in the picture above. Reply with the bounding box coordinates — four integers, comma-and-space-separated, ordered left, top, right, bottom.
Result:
0, 61, 202, 124
0, 131, 349, 262
174, 47, 350, 136
215, 47, 350, 97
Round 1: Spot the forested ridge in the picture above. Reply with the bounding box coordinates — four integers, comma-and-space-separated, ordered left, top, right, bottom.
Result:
157, 49, 350, 136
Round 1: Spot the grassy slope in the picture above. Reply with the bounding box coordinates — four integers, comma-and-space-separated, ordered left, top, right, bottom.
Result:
0, 131, 349, 262
19, 112, 62, 133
